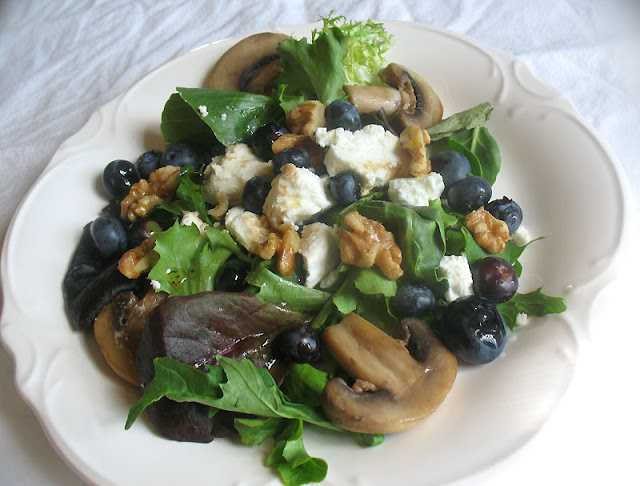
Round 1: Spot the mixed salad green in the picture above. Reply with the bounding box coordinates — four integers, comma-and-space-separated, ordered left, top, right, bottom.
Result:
64, 15, 567, 486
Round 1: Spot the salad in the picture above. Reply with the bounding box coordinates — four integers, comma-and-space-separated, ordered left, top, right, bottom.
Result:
62, 16, 566, 486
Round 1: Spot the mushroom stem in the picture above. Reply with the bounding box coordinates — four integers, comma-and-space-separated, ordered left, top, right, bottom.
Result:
343, 85, 402, 116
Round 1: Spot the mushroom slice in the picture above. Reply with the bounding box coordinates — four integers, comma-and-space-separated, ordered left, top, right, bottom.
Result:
206, 32, 290, 93
322, 313, 457, 434
378, 63, 444, 131
343, 85, 402, 116
94, 290, 167, 386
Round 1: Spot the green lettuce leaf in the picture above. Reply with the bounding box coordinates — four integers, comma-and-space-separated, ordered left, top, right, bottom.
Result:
448, 127, 501, 185
235, 416, 284, 445
276, 25, 348, 105
147, 222, 241, 296
283, 363, 329, 408
498, 288, 568, 330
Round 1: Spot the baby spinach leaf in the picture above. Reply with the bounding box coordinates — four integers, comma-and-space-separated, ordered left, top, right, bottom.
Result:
354, 267, 397, 297
428, 102, 493, 141
163, 88, 283, 147
448, 127, 501, 185
160, 93, 219, 149
283, 363, 329, 408
497, 288, 567, 331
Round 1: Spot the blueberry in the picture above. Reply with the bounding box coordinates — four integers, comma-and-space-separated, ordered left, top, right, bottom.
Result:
242, 176, 271, 214
447, 175, 492, 214
328, 171, 361, 205
325, 99, 362, 131
160, 143, 200, 169
276, 324, 321, 363
215, 259, 250, 292
272, 147, 310, 174
471, 257, 518, 303
135, 149, 162, 179
89, 215, 127, 258
485, 197, 523, 234
437, 296, 507, 364
251, 122, 289, 160
431, 150, 472, 196
102, 159, 140, 199
391, 282, 436, 318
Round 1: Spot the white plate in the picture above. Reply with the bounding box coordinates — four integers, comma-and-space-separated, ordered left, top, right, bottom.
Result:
0, 21, 633, 486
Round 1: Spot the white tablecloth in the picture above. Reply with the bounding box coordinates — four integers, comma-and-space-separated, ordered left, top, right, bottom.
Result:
1, 1, 639, 484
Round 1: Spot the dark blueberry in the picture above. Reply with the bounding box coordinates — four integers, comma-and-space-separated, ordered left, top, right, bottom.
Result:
325, 99, 362, 131
160, 143, 201, 169
471, 257, 518, 303
215, 259, 251, 292
437, 296, 507, 364
89, 215, 128, 259
430, 150, 472, 196
485, 197, 523, 234
391, 282, 436, 318
100, 199, 122, 219
102, 159, 140, 199
135, 149, 163, 179
242, 176, 271, 214
127, 218, 162, 248
276, 324, 321, 363
328, 171, 361, 205
447, 175, 492, 214
272, 147, 310, 174
251, 122, 289, 160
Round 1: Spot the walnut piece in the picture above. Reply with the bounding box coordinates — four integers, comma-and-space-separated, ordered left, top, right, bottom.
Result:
121, 166, 180, 222
118, 236, 158, 279
339, 211, 404, 280
465, 207, 510, 253
271, 133, 326, 170
276, 225, 301, 277
399, 125, 431, 177
287, 100, 326, 137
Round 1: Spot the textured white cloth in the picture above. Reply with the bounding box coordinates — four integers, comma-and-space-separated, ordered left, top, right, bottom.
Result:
1, 1, 639, 485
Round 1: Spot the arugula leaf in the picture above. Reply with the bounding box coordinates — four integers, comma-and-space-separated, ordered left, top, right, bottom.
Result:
247, 261, 332, 313
498, 288, 567, 331
235, 416, 285, 445
147, 222, 241, 296
163, 88, 283, 147
283, 363, 329, 408
276, 26, 348, 105
448, 127, 501, 185
267, 419, 328, 486
428, 102, 493, 141
126, 356, 340, 431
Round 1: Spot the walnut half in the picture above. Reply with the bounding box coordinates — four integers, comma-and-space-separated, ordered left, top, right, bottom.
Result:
121, 166, 180, 222
339, 211, 403, 280
465, 207, 510, 253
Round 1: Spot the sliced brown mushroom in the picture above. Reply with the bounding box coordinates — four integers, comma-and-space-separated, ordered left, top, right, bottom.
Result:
94, 290, 167, 386
321, 313, 457, 434
206, 32, 290, 94
379, 63, 444, 131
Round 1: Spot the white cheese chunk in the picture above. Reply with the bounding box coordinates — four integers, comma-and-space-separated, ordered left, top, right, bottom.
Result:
299, 223, 340, 288
315, 124, 407, 191
511, 225, 532, 247
202, 143, 272, 206
224, 206, 268, 252
263, 164, 334, 230
516, 313, 529, 327
388, 173, 445, 206
438, 254, 474, 302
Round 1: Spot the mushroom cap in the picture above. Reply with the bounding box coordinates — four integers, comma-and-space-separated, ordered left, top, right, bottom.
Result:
206, 32, 290, 93
379, 63, 444, 131
322, 314, 457, 434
